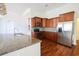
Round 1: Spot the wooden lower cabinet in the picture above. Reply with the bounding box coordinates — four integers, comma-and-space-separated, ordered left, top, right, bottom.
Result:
32, 31, 58, 42
40, 31, 58, 42
32, 32, 36, 38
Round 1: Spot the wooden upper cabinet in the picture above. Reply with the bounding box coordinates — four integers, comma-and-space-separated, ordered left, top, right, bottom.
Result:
64, 11, 74, 21
49, 19, 54, 27
31, 18, 36, 27
35, 17, 41, 23
31, 17, 42, 27
55, 17, 59, 26
59, 14, 64, 22
46, 19, 50, 27
42, 18, 47, 27
46, 19, 48, 27
59, 11, 74, 22
35, 17, 42, 27
50, 17, 59, 28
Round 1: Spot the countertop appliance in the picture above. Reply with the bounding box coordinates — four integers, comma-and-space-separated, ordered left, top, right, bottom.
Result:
34, 28, 40, 39
57, 21, 73, 47
34, 28, 39, 32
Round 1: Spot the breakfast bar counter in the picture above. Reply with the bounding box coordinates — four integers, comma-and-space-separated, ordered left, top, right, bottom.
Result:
0, 34, 41, 56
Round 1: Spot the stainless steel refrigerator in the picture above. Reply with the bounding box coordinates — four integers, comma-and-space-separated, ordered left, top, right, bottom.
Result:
57, 21, 73, 47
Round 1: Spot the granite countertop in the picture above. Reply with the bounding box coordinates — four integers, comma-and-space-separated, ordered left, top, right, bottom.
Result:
0, 34, 41, 55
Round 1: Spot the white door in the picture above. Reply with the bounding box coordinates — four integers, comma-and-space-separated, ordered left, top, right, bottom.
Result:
23, 8, 31, 36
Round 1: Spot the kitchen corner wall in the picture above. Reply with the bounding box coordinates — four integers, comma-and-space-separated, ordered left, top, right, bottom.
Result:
45, 3, 79, 45
76, 18, 79, 40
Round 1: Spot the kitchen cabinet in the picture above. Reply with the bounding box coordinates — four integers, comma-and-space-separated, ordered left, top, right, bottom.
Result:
59, 11, 74, 22
47, 17, 59, 28
49, 19, 54, 27
49, 19, 53, 27
40, 31, 58, 42
32, 31, 58, 42
31, 18, 36, 27
32, 17, 59, 28
35, 17, 42, 27
46, 19, 54, 28
31, 17, 42, 27
46, 19, 50, 27
42, 18, 47, 27
49, 32, 58, 42
50, 17, 59, 28
59, 14, 64, 22
32, 32, 36, 38
53, 17, 59, 27
64, 11, 74, 21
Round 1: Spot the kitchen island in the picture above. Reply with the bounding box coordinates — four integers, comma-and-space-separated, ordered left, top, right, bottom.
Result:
0, 34, 41, 56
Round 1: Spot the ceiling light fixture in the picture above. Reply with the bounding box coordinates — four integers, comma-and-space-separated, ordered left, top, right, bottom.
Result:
0, 3, 7, 15
45, 4, 48, 7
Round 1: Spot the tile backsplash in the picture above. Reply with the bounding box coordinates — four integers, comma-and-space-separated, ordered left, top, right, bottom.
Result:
43, 28, 57, 32
32, 27, 57, 32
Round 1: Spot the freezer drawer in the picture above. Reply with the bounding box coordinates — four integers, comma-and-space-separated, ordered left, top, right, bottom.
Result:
57, 31, 72, 47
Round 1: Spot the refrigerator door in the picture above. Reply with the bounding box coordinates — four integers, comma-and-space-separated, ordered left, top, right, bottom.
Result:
57, 21, 73, 47
58, 31, 72, 47
57, 22, 63, 31
63, 21, 72, 31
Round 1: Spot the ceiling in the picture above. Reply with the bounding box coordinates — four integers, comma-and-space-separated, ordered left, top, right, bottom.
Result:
5, 3, 67, 16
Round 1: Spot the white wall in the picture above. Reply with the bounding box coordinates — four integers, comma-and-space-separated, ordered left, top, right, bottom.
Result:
0, 4, 32, 36
0, 12, 15, 34
31, 10, 46, 17
46, 4, 79, 18
76, 18, 79, 40
45, 3, 79, 45
4, 3, 45, 35
22, 8, 32, 35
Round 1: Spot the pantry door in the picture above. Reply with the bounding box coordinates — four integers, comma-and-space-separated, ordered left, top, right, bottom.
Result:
23, 8, 31, 36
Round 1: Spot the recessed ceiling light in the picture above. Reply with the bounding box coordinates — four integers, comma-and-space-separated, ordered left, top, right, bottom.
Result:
45, 4, 48, 7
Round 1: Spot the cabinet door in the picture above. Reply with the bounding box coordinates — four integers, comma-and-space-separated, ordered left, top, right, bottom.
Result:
64, 12, 74, 21
32, 32, 36, 38
36, 18, 41, 23
46, 19, 50, 27
35, 17, 42, 27
59, 11, 74, 22
49, 17, 58, 28
42, 18, 47, 27
43, 32, 58, 42
46, 19, 54, 28
53, 17, 59, 27
59, 14, 64, 22
31, 18, 36, 27
49, 19, 54, 27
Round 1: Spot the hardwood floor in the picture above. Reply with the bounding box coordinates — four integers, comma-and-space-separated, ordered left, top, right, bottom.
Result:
72, 40, 79, 56
41, 39, 79, 56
